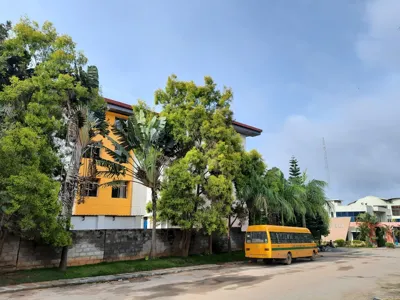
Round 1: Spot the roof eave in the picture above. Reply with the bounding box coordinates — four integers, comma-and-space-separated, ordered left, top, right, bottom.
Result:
105, 98, 262, 137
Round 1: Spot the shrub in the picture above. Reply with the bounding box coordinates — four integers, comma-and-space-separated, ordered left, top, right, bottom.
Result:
350, 240, 366, 247
386, 242, 395, 249
335, 239, 346, 247
345, 241, 351, 247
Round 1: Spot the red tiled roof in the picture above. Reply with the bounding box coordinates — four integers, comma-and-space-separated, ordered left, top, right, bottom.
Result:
104, 97, 262, 133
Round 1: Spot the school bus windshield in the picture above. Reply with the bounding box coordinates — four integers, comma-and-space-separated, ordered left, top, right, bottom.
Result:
246, 231, 267, 243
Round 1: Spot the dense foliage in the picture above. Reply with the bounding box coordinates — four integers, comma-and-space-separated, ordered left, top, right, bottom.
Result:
0, 19, 106, 269
156, 75, 243, 256
234, 154, 330, 240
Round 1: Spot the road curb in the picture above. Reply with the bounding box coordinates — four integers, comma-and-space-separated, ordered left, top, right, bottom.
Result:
0, 262, 244, 294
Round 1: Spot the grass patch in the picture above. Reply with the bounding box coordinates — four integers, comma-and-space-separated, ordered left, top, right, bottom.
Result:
0, 251, 245, 287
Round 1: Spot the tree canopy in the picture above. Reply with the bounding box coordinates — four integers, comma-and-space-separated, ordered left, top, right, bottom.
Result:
289, 156, 301, 182
156, 75, 243, 255
0, 18, 106, 267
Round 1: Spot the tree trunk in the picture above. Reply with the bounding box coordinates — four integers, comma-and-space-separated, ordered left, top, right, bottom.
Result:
59, 222, 71, 271
281, 211, 285, 226
59, 245, 69, 271
0, 228, 7, 258
227, 216, 232, 254
150, 188, 157, 259
182, 229, 192, 257
208, 234, 212, 255
59, 116, 84, 270
250, 212, 255, 226
302, 214, 307, 228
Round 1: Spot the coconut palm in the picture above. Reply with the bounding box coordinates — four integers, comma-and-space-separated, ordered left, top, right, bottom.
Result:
264, 168, 303, 225
299, 172, 329, 227
236, 170, 268, 225
97, 108, 178, 259
278, 174, 305, 226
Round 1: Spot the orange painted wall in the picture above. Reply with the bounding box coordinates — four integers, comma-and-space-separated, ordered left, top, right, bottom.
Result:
73, 111, 133, 216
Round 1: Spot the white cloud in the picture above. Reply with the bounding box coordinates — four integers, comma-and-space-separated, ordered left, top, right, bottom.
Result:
356, 0, 400, 69
261, 0, 400, 202
262, 78, 400, 202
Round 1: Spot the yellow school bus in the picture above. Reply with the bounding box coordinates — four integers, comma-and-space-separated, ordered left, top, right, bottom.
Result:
245, 225, 318, 265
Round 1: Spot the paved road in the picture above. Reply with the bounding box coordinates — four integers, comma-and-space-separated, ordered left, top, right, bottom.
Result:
1, 249, 399, 300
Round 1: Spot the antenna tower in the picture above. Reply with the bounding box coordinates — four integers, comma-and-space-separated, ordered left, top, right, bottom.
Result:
322, 137, 330, 185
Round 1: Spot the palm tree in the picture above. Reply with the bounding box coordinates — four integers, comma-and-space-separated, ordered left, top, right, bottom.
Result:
356, 213, 378, 243
264, 168, 305, 226
58, 105, 108, 271
97, 108, 177, 259
250, 168, 302, 226
236, 170, 267, 225
299, 172, 329, 228
278, 174, 305, 226
236, 167, 285, 225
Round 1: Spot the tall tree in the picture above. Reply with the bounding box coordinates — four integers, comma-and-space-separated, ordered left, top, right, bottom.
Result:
289, 156, 301, 182
156, 75, 243, 256
300, 172, 329, 228
0, 18, 106, 270
0, 126, 71, 256
97, 107, 178, 259
234, 150, 267, 225
265, 168, 305, 226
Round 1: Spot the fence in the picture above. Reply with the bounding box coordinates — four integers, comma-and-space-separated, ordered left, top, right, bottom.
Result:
0, 228, 244, 271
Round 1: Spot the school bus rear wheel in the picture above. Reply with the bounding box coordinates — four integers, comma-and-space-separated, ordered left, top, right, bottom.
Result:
284, 253, 292, 265
310, 251, 317, 261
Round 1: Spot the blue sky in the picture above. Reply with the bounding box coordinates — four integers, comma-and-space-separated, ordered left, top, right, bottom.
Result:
2, 0, 400, 202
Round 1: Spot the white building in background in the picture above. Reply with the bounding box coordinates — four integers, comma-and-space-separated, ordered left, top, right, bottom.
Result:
327, 196, 400, 222
324, 196, 400, 242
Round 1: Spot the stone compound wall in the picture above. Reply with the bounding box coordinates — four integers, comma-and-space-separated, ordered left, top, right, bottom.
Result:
0, 228, 244, 271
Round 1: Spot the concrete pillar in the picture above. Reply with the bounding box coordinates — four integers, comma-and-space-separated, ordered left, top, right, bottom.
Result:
97, 215, 105, 229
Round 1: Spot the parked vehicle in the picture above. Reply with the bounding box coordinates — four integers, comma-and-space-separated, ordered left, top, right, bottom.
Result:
245, 225, 319, 265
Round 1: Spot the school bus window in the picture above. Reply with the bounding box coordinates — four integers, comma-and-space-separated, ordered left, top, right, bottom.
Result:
270, 232, 278, 244
246, 232, 267, 243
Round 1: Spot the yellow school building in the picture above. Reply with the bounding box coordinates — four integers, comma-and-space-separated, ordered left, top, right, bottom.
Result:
71, 98, 262, 230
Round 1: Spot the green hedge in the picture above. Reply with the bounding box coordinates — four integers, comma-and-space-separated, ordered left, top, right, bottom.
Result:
335, 239, 345, 247
386, 242, 395, 249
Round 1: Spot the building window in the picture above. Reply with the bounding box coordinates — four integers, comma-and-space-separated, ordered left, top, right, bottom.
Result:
112, 182, 128, 198
336, 211, 363, 222
114, 118, 127, 130
392, 206, 400, 216
80, 179, 99, 197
